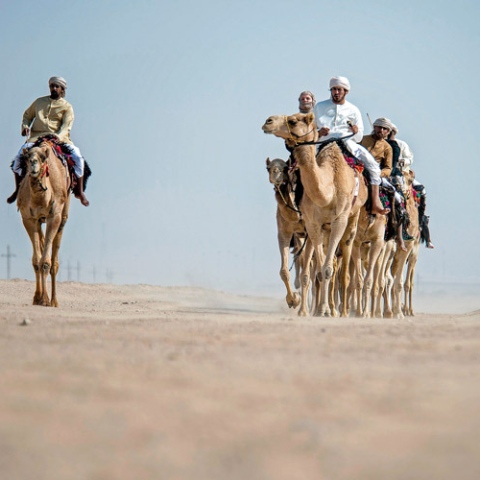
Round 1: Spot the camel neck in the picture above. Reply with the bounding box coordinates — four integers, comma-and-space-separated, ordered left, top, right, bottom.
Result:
292, 144, 335, 207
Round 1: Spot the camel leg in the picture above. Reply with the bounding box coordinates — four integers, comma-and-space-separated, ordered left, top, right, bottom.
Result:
403, 242, 419, 316
38, 213, 64, 307
328, 256, 339, 317
298, 240, 314, 317
337, 212, 360, 317
362, 239, 385, 318
293, 235, 303, 290
372, 244, 387, 318
317, 215, 349, 317
279, 236, 300, 309
350, 242, 363, 317
50, 211, 69, 308
391, 246, 412, 319
381, 241, 396, 318
21, 217, 44, 305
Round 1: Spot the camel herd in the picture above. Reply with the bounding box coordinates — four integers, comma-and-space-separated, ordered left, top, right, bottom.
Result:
263, 112, 421, 319
13, 118, 420, 316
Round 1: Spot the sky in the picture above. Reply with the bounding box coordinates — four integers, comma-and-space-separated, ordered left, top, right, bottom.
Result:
1, 0, 479, 296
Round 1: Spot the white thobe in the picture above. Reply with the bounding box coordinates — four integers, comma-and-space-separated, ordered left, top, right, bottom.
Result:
313, 99, 381, 185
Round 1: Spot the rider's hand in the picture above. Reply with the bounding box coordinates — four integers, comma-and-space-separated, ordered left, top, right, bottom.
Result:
347, 121, 358, 135
318, 127, 330, 138
21, 127, 30, 137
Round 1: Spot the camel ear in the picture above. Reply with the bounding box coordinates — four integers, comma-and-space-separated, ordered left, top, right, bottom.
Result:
22, 147, 29, 156
305, 112, 315, 125
266, 157, 271, 167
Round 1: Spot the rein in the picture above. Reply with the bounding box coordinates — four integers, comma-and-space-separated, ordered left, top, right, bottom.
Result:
274, 182, 302, 215
284, 115, 316, 144
289, 233, 309, 272
290, 132, 355, 149
283, 115, 355, 151
35, 161, 49, 192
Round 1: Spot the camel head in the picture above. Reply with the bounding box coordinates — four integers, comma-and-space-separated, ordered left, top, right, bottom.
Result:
266, 157, 289, 187
25, 146, 49, 179
262, 113, 317, 148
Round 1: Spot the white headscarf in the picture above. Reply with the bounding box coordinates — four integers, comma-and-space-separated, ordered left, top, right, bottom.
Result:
48, 76, 67, 89
373, 117, 392, 131
329, 76, 350, 91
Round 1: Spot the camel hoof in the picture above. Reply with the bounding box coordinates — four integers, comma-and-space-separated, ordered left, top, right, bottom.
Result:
33, 294, 51, 307
286, 292, 301, 309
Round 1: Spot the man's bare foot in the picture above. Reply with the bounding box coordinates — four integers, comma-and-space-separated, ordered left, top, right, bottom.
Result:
371, 201, 390, 215
75, 193, 90, 206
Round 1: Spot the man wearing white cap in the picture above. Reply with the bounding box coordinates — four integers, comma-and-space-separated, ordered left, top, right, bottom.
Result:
7, 77, 89, 206
360, 117, 393, 178
313, 76, 388, 215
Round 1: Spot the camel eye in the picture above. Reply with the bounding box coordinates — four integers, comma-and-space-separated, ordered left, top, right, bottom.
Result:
288, 120, 296, 127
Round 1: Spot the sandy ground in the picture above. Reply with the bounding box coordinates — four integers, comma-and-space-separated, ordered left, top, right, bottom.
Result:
1, 279, 480, 480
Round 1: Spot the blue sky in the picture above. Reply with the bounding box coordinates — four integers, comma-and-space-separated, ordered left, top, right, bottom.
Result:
1, 0, 479, 294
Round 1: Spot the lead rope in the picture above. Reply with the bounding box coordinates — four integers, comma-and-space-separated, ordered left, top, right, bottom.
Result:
289, 233, 309, 272
275, 184, 302, 215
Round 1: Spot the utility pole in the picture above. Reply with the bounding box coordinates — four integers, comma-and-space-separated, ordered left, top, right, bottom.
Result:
106, 268, 114, 283
2, 245, 16, 280
66, 260, 73, 281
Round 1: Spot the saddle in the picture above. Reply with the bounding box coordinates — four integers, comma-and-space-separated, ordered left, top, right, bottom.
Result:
18, 135, 92, 193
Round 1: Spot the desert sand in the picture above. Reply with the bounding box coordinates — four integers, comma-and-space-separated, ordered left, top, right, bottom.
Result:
1, 279, 479, 480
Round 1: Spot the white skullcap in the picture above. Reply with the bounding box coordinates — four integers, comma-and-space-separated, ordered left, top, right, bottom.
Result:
373, 117, 392, 130
390, 122, 398, 134
329, 76, 350, 91
48, 76, 67, 89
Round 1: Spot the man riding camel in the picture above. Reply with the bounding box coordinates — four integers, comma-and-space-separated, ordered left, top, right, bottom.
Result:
313, 76, 389, 215
7, 76, 89, 206
388, 123, 435, 249
298, 90, 316, 114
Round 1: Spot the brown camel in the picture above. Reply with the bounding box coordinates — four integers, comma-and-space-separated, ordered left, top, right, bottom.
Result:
373, 239, 396, 318
265, 157, 307, 309
349, 207, 386, 317
403, 236, 421, 316
16, 142, 71, 307
262, 113, 368, 316
390, 170, 420, 319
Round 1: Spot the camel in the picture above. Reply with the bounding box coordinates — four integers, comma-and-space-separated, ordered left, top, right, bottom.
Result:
262, 113, 368, 316
349, 207, 386, 317
403, 236, 421, 316
373, 239, 396, 318
16, 142, 71, 307
390, 170, 420, 319
266, 157, 308, 309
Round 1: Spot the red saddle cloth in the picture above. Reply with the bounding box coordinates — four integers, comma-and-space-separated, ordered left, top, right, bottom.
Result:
343, 154, 364, 174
